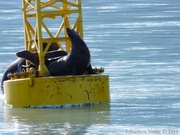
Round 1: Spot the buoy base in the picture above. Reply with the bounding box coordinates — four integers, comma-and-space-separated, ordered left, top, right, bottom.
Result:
4, 75, 110, 108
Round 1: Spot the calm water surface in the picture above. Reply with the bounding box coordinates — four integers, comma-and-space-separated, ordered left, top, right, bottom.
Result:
0, 0, 180, 134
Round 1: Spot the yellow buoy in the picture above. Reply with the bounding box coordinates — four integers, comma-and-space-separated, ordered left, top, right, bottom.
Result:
4, 0, 110, 108
4, 73, 109, 107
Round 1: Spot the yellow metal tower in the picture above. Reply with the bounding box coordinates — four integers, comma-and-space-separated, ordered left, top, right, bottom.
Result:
22, 0, 84, 76
4, 0, 110, 107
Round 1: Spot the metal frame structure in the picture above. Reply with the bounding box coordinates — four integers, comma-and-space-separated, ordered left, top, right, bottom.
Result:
22, 0, 83, 76
4, 0, 110, 107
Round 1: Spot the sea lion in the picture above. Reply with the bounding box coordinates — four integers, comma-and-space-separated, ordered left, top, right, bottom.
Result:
16, 50, 68, 66
46, 28, 91, 75
16, 28, 96, 76
65, 29, 97, 74
1, 58, 25, 94
47, 28, 91, 75
44, 42, 59, 51
1, 43, 63, 94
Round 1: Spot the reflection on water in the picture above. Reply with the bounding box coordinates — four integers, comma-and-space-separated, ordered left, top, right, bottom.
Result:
3, 103, 110, 134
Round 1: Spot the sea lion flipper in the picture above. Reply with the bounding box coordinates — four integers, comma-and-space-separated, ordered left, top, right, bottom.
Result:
86, 64, 97, 74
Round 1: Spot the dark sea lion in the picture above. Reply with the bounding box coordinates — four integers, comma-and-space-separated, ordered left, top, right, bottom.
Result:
44, 42, 59, 51
1, 43, 63, 94
16, 50, 68, 66
16, 28, 97, 76
47, 28, 91, 76
0, 58, 38, 94
1, 58, 25, 94
65, 30, 97, 74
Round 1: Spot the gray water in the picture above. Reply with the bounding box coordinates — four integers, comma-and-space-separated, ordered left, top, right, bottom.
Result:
0, 0, 180, 134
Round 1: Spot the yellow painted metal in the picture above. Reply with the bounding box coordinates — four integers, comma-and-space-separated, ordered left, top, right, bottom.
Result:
4, 0, 110, 107
4, 75, 110, 107
22, 0, 84, 76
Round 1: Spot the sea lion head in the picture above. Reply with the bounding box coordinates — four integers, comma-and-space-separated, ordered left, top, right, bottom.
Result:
16, 50, 39, 66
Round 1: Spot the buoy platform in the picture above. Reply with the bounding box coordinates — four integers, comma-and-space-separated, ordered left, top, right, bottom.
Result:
3, 0, 110, 108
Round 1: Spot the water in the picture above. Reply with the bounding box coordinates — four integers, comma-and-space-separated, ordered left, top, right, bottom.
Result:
0, 0, 180, 134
